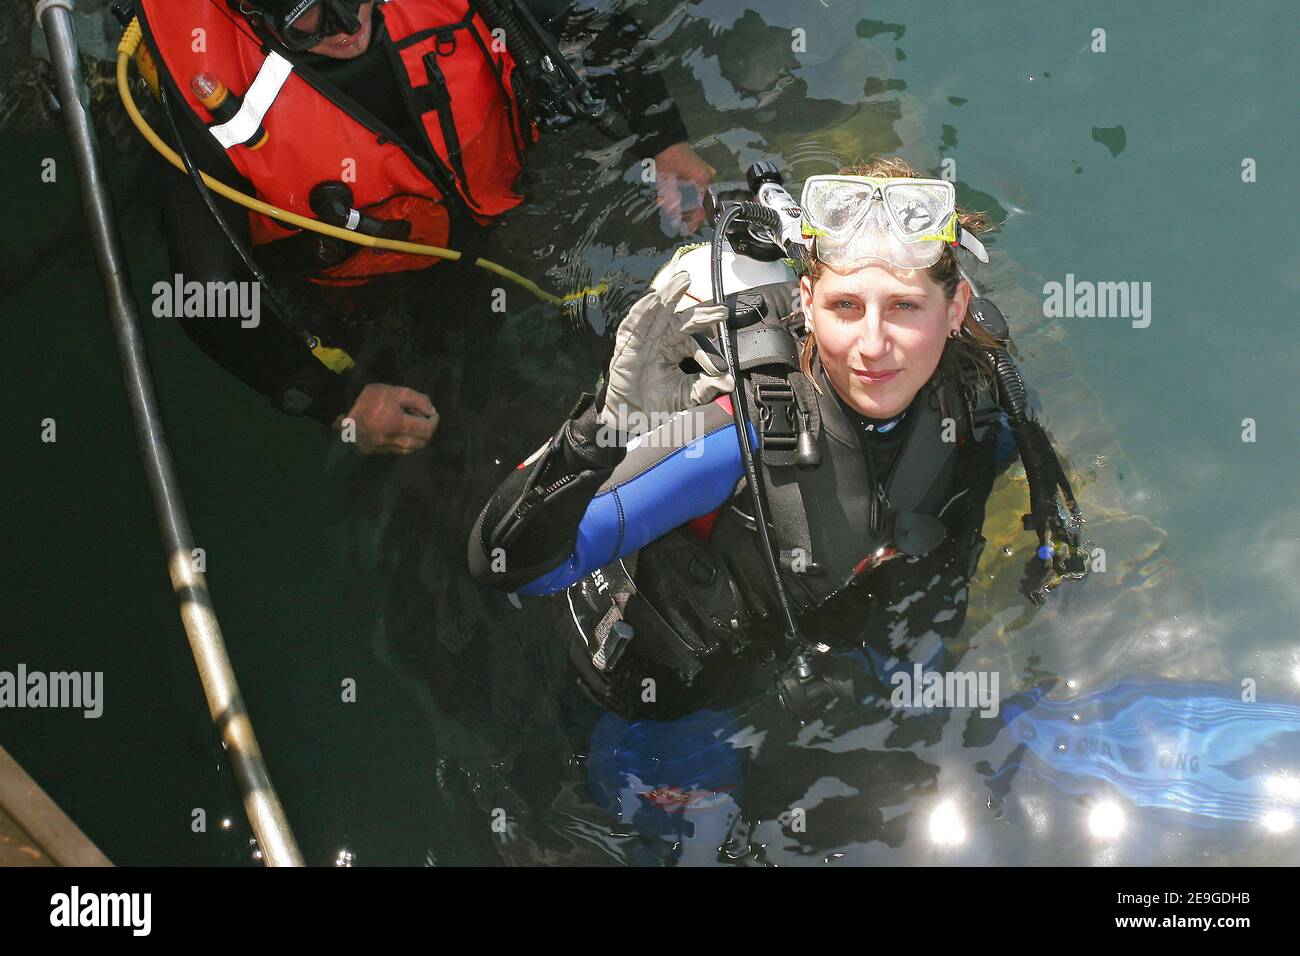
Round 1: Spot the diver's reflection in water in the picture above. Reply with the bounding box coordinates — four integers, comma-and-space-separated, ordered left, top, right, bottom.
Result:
570, 554, 991, 866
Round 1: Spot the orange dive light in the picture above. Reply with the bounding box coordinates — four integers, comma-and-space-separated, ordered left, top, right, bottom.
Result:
189, 72, 268, 150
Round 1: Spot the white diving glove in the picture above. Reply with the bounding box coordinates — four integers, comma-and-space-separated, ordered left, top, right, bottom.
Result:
599, 272, 735, 434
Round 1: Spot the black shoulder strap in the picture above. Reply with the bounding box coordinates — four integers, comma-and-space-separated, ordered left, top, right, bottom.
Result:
734, 323, 801, 371
733, 320, 820, 465
734, 317, 822, 572
743, 372, 815, 572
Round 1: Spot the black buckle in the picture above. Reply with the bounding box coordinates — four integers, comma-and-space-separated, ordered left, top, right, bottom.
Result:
420, 53, 452, 108
688, 556, 716, 587
755, 382, 798, 450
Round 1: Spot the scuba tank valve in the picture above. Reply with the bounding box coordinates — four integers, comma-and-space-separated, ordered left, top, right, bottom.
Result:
703, 162, 811, 263
704, 182, 785, 261
747, 161, 810, 259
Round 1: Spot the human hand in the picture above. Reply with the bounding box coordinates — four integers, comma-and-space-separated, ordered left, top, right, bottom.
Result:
599, 272, 733, 434
653, 141, 716, 235
337, 383, 438, 455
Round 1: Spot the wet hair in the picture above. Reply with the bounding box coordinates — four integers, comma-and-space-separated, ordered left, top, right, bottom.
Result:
797, 157, 1000, 403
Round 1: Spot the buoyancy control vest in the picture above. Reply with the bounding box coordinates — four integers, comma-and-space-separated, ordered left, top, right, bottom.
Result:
137, 0, 535, 282
565, 278, 1004, 713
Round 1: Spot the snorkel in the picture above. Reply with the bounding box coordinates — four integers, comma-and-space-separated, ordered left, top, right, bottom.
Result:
960, 280, 1091, 603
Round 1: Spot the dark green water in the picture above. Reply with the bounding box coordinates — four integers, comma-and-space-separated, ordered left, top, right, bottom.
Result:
3, 0, 1296, 865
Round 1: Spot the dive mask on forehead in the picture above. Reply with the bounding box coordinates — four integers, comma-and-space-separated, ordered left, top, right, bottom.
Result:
800, 175, 988, 271
255, 0, 364, 52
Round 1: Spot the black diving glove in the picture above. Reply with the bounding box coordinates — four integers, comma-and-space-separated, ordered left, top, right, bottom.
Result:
468, 393, 626, 589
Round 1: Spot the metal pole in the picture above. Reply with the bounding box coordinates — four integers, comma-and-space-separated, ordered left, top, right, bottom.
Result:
36, 0, 304, 866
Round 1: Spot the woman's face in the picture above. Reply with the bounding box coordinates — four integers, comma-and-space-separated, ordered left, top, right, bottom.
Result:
800, 262, 969, 419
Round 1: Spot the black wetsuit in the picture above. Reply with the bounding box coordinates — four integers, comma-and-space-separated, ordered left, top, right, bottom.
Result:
468, 334, 1018, 718
158, 0, 690, 423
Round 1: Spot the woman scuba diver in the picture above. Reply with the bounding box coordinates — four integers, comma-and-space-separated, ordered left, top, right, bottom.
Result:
468, 157, 1088, 722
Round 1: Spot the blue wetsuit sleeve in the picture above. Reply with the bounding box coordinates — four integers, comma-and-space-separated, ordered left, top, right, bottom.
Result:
516, 410, 751, 595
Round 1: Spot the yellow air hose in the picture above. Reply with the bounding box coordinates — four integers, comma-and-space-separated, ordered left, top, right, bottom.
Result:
116, 18, 602, 308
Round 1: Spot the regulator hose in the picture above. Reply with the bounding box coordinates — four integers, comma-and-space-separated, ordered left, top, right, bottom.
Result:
988, 350, 1079, 525
964, 291, 1087, 599
711, 203, 804, 663
979, 335, 1088, 602
472, 0, 615, 135
991, 347, 1028, 418
735, 202, 781, 230
158, 80, 356, 372
472, 0, 545, 76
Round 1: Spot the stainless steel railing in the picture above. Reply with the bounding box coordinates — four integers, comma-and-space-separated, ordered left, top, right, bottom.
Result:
35, 0, 303, 867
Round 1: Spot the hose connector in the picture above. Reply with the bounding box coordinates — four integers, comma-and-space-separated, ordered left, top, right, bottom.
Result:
117, 16, 143, 57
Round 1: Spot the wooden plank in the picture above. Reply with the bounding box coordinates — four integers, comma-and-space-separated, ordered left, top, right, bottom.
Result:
0, 745, 111, 867
0, 803, 55, 867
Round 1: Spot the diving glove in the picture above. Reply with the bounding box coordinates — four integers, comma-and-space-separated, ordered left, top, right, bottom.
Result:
599, 272, 734, 433
469, 394, 623, 589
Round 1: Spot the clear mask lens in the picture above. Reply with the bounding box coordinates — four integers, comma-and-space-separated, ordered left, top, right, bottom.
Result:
801, 176, 956, 271
882, 182, 953, 240
820, 208, 944, 271
803, 179, 876, 236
